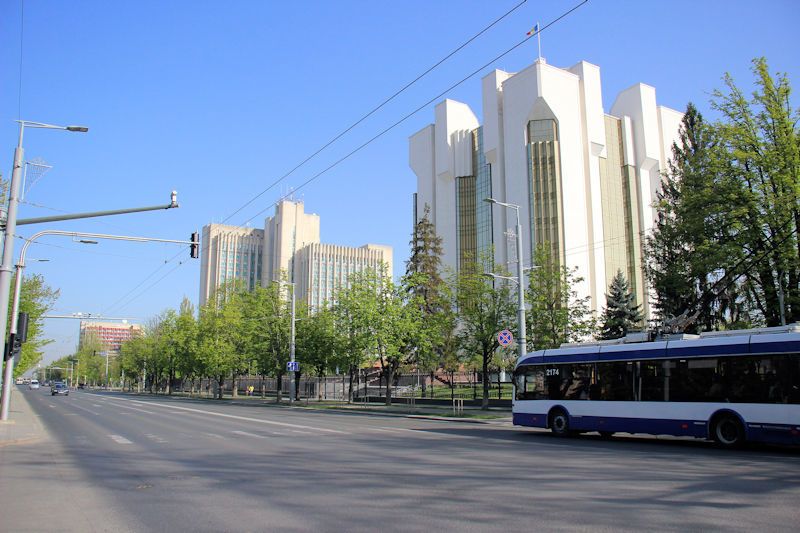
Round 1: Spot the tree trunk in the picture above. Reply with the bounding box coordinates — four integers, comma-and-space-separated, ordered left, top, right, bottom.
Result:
482, 349, 490, 410
276, 373, 283, 403
348, 367, 354, 403
385, 367, 393, 406
260, 375, 266, 398
217, 375, 224, 400
231, 371, 238, 398
450, 371, 455, 401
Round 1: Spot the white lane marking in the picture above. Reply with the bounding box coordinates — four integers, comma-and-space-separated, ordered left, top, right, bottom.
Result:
48, 404, 55, 408
145, 434, 168, 443
126, 399, 346, 434
289, 430, 313, 435
372, 426, 480, 440
70, 403, 101, 416
377, 426, 418, 433
232, 430, 268, 439
92, 404, 102, 407
204, 432, 225, 439
109, 435, 132, 445
108, 402, 155, 415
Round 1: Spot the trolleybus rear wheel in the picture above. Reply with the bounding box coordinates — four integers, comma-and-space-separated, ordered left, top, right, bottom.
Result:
713, 415, 745, 448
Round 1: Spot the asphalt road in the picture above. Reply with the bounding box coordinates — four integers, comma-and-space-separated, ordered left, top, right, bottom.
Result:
3, 389, 799, 532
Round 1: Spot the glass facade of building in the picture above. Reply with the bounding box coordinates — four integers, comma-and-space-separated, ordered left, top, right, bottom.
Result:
527, 119, 564, 266
599, 115, 644, 307
456, 127, 493, 271
474, 127, 493, 267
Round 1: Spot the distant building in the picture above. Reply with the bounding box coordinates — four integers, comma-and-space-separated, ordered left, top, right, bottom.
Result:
79, 321, 142, 355
199, 200, 392, 308
409, 57, 683, 317
262, 199, 320, 285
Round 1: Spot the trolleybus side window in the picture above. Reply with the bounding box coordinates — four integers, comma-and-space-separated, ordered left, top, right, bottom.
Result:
515, 353, 800, 404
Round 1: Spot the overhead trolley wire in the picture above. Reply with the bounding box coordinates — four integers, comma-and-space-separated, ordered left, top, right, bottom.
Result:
222, 0, 529, 225
104, 1, 590, 314
240, 0, 590, 226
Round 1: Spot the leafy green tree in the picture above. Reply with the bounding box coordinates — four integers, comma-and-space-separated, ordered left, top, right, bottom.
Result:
712, 58, 800, 326
332, 278, 373, 402
119, 333, 148, 391
174, 297, 199, 394
599, 270, 644, 339
644, 103, 748, 331
296, 307, 340, 399
197, 296, 239, 399
9, 274, 59, 376
453, 260, 516, 409
527, 244, 596, 349
340, 267, 422, 405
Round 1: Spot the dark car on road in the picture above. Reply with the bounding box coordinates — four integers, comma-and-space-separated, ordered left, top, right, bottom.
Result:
51, 382, 69, 396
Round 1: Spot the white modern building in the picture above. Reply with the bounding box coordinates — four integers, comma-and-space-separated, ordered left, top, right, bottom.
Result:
409, 58, 683, 316
200, 200, 392, 308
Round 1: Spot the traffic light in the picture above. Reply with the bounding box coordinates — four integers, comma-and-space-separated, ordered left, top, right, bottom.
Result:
190, 232, 199, 259
17, 312, 28, 343
11, 336, 22, 364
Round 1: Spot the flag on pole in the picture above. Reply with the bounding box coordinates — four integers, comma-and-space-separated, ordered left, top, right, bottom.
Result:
526, 23, 539, 36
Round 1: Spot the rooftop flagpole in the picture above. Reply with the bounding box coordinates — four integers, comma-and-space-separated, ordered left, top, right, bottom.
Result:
526, 22, 541, 61
537, 20, 542, 60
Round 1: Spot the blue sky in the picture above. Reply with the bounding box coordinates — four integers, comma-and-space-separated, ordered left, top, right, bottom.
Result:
1, 0, 798, 365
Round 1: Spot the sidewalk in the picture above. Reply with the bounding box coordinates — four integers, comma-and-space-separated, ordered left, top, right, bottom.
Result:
0, 386, 47, 448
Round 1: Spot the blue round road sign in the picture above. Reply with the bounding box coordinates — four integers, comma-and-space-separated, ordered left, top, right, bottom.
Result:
497, 329, 513, 346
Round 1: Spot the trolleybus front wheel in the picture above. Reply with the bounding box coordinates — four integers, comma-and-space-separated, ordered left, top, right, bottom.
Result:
549, 408, 571, 437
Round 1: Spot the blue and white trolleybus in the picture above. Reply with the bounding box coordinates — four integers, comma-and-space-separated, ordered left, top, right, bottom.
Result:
512, 324, 800, 447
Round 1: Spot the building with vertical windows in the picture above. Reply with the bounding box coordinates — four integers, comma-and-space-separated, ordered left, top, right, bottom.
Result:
199, 200, 392, 309
79, 321, 142, 355
263, 200, 320, 286
409, 58, 683, 317
295, 243, 393, 310
200, 224, 264, 305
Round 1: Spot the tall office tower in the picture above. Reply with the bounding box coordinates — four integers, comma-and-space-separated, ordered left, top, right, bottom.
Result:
79, 321, 142, 355
199, 224, 265, 306
409, 58, 683, 317
295, 243, 393, 311
263, 200, 320, 285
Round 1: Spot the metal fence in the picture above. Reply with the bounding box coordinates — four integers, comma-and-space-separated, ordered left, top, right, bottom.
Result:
170, 369, 513, 402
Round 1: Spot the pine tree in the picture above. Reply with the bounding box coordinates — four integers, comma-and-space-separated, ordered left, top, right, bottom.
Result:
403, 204, 451, 373
599, 270, 643, 340
405, 204, 445, 314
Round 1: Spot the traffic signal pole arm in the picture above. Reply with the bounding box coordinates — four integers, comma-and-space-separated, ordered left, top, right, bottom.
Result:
12, 191, 179, 227
0, 227, 199, 420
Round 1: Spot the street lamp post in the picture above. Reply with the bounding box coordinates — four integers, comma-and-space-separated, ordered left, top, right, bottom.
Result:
0, 229, 195, 420
0, 120, 87, 410
484, 198, 528, 362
